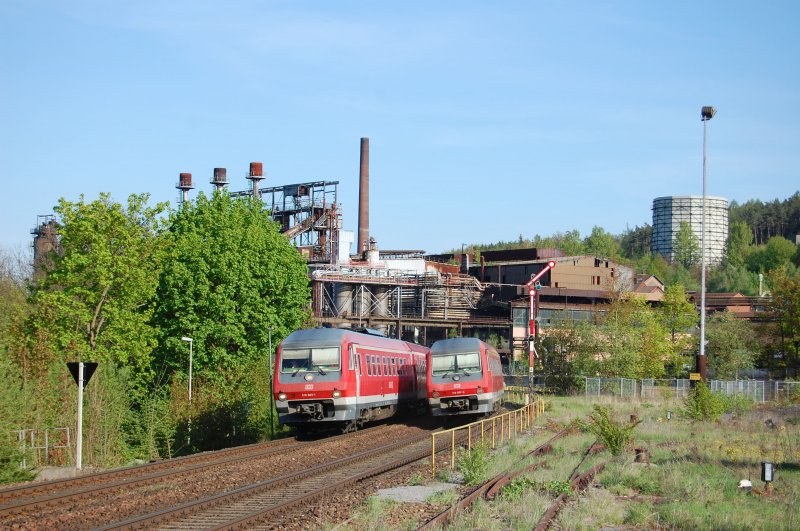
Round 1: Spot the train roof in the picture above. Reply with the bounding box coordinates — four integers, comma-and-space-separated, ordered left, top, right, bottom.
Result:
281, 327, 427, 351
430, 337, 484, 355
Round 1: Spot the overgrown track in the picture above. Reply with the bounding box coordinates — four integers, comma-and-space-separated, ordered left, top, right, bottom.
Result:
419, 427, 570, 530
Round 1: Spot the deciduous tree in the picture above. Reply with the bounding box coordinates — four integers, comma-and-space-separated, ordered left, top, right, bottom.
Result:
17, 194, 167, 379
673, 221, 700, 268
152, 192, 310, 389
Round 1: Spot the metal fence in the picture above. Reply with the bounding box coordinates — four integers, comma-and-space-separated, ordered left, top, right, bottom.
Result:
640, 378, 690, 399
584, 377, 637, 398
11, 427, 71, 468
579, 377, 800, 403
709, 380, 767, 403
774, 381, 800, 401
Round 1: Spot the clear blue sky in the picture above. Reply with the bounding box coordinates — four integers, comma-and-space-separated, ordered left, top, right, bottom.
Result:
2, 1, 798, 255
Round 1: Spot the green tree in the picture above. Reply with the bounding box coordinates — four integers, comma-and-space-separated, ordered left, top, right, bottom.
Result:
539, 312, 581, 392
767, 269, 800, 373
17, 194, 167, 380
707, 264, 758, 295
658, 284, 697, 346
151, 192, 310, 446
0, 246, 30, 349
746, 236, 797, 273
726, 221, 753, 268
673, 221, 700, 268
584, 226, 620, 259
705, 311, 758, 379
600, 294, 672, 379
619, 224, 652, 260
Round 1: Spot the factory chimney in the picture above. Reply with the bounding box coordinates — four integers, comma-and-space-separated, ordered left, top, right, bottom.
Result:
177, 172, 194, 204
247, 162, 265, 199
357, 137, 369, 256
211, 167, 228, 191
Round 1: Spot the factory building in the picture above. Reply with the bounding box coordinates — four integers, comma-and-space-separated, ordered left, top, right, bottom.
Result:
651, 195, 729, 265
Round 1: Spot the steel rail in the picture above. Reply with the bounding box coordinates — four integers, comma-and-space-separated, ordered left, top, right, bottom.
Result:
96, 429, 445, 530
0, 439, 312, 516
0, 437, 297, 505
0, 423, 390, 515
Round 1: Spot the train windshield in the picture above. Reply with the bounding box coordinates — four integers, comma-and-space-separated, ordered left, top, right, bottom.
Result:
280, 347, 341, 374
431, 352, 481, 376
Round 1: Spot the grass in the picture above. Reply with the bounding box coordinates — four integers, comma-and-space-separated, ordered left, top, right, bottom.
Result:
322, 395, 800, 530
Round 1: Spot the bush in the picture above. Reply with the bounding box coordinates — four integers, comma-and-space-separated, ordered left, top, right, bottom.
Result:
587, 405, 640, 455
683, 382, 727, 421
0, 354, 35, 483
457, 443, 490, 486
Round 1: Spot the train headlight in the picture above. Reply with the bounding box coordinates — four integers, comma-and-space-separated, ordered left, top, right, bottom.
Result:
278, 392, 287, 401
432, 391, 440, 399
332, 390, 341, 398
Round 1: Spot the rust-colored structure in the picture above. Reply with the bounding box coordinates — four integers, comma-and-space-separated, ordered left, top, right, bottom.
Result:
357, 137, 369, 256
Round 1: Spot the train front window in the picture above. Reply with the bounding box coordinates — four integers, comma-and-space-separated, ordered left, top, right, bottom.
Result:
280, 347, 341, 374
457, 352, 481, 373
431, 351, 481, 376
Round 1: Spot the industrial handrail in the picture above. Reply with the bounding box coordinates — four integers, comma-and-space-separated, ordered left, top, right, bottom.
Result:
430, 399, 545, 477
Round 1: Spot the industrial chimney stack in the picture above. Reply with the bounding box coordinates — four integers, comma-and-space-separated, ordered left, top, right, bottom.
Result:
247, 162, 265, 198
357, 137, 369, 256
177, 172, 194, 204
211, 167, 228, 191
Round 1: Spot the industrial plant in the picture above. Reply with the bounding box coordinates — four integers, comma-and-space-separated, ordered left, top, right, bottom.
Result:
32, 138, 752, 367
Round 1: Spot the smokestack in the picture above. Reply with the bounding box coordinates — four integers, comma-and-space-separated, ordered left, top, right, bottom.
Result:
211, 167, 228, 191
358, 137, 369, 256
177, 172, 194, 204
247, 162, 264, 199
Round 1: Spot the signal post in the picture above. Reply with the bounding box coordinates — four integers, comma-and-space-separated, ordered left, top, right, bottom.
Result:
525, 260, 556, 398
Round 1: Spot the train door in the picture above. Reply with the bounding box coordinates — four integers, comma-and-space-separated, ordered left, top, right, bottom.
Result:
351, 345, 361, 411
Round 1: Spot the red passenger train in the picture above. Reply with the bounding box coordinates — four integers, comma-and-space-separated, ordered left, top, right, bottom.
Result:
273, 328, 429, 432
426, 337, 505, 417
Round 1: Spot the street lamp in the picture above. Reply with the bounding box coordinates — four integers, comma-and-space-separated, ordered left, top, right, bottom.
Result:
181, 336, 193, 446
698, 106, 715, 381
268, 327, 274, 439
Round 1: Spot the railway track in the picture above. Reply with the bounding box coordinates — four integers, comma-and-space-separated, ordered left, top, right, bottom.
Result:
98, 429, 441, 530
0, 437, 300, 506
1, 423, 436, 529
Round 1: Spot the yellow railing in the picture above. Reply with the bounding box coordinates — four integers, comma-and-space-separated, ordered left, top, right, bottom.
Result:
430, 399, 545, 477
503, 385, 532, 404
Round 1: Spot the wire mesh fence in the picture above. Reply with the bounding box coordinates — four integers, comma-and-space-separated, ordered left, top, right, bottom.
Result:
709, 380, 767, 403
584, 377, 637, 398
640, 378, 690, 399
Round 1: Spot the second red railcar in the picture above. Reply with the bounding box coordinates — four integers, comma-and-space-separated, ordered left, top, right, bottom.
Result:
426, 337, 505, 416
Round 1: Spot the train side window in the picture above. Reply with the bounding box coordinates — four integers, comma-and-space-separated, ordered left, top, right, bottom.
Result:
383, 357, 388, 376
349, 346, 355, 371
391, 358, 396, 375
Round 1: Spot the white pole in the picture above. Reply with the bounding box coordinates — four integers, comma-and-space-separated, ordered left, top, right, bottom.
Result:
188, 340, 192, 446
76, 361, 83, 470
181, 337, 193, 448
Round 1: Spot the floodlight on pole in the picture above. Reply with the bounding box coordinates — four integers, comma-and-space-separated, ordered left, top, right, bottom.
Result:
698, 106, 715, 381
